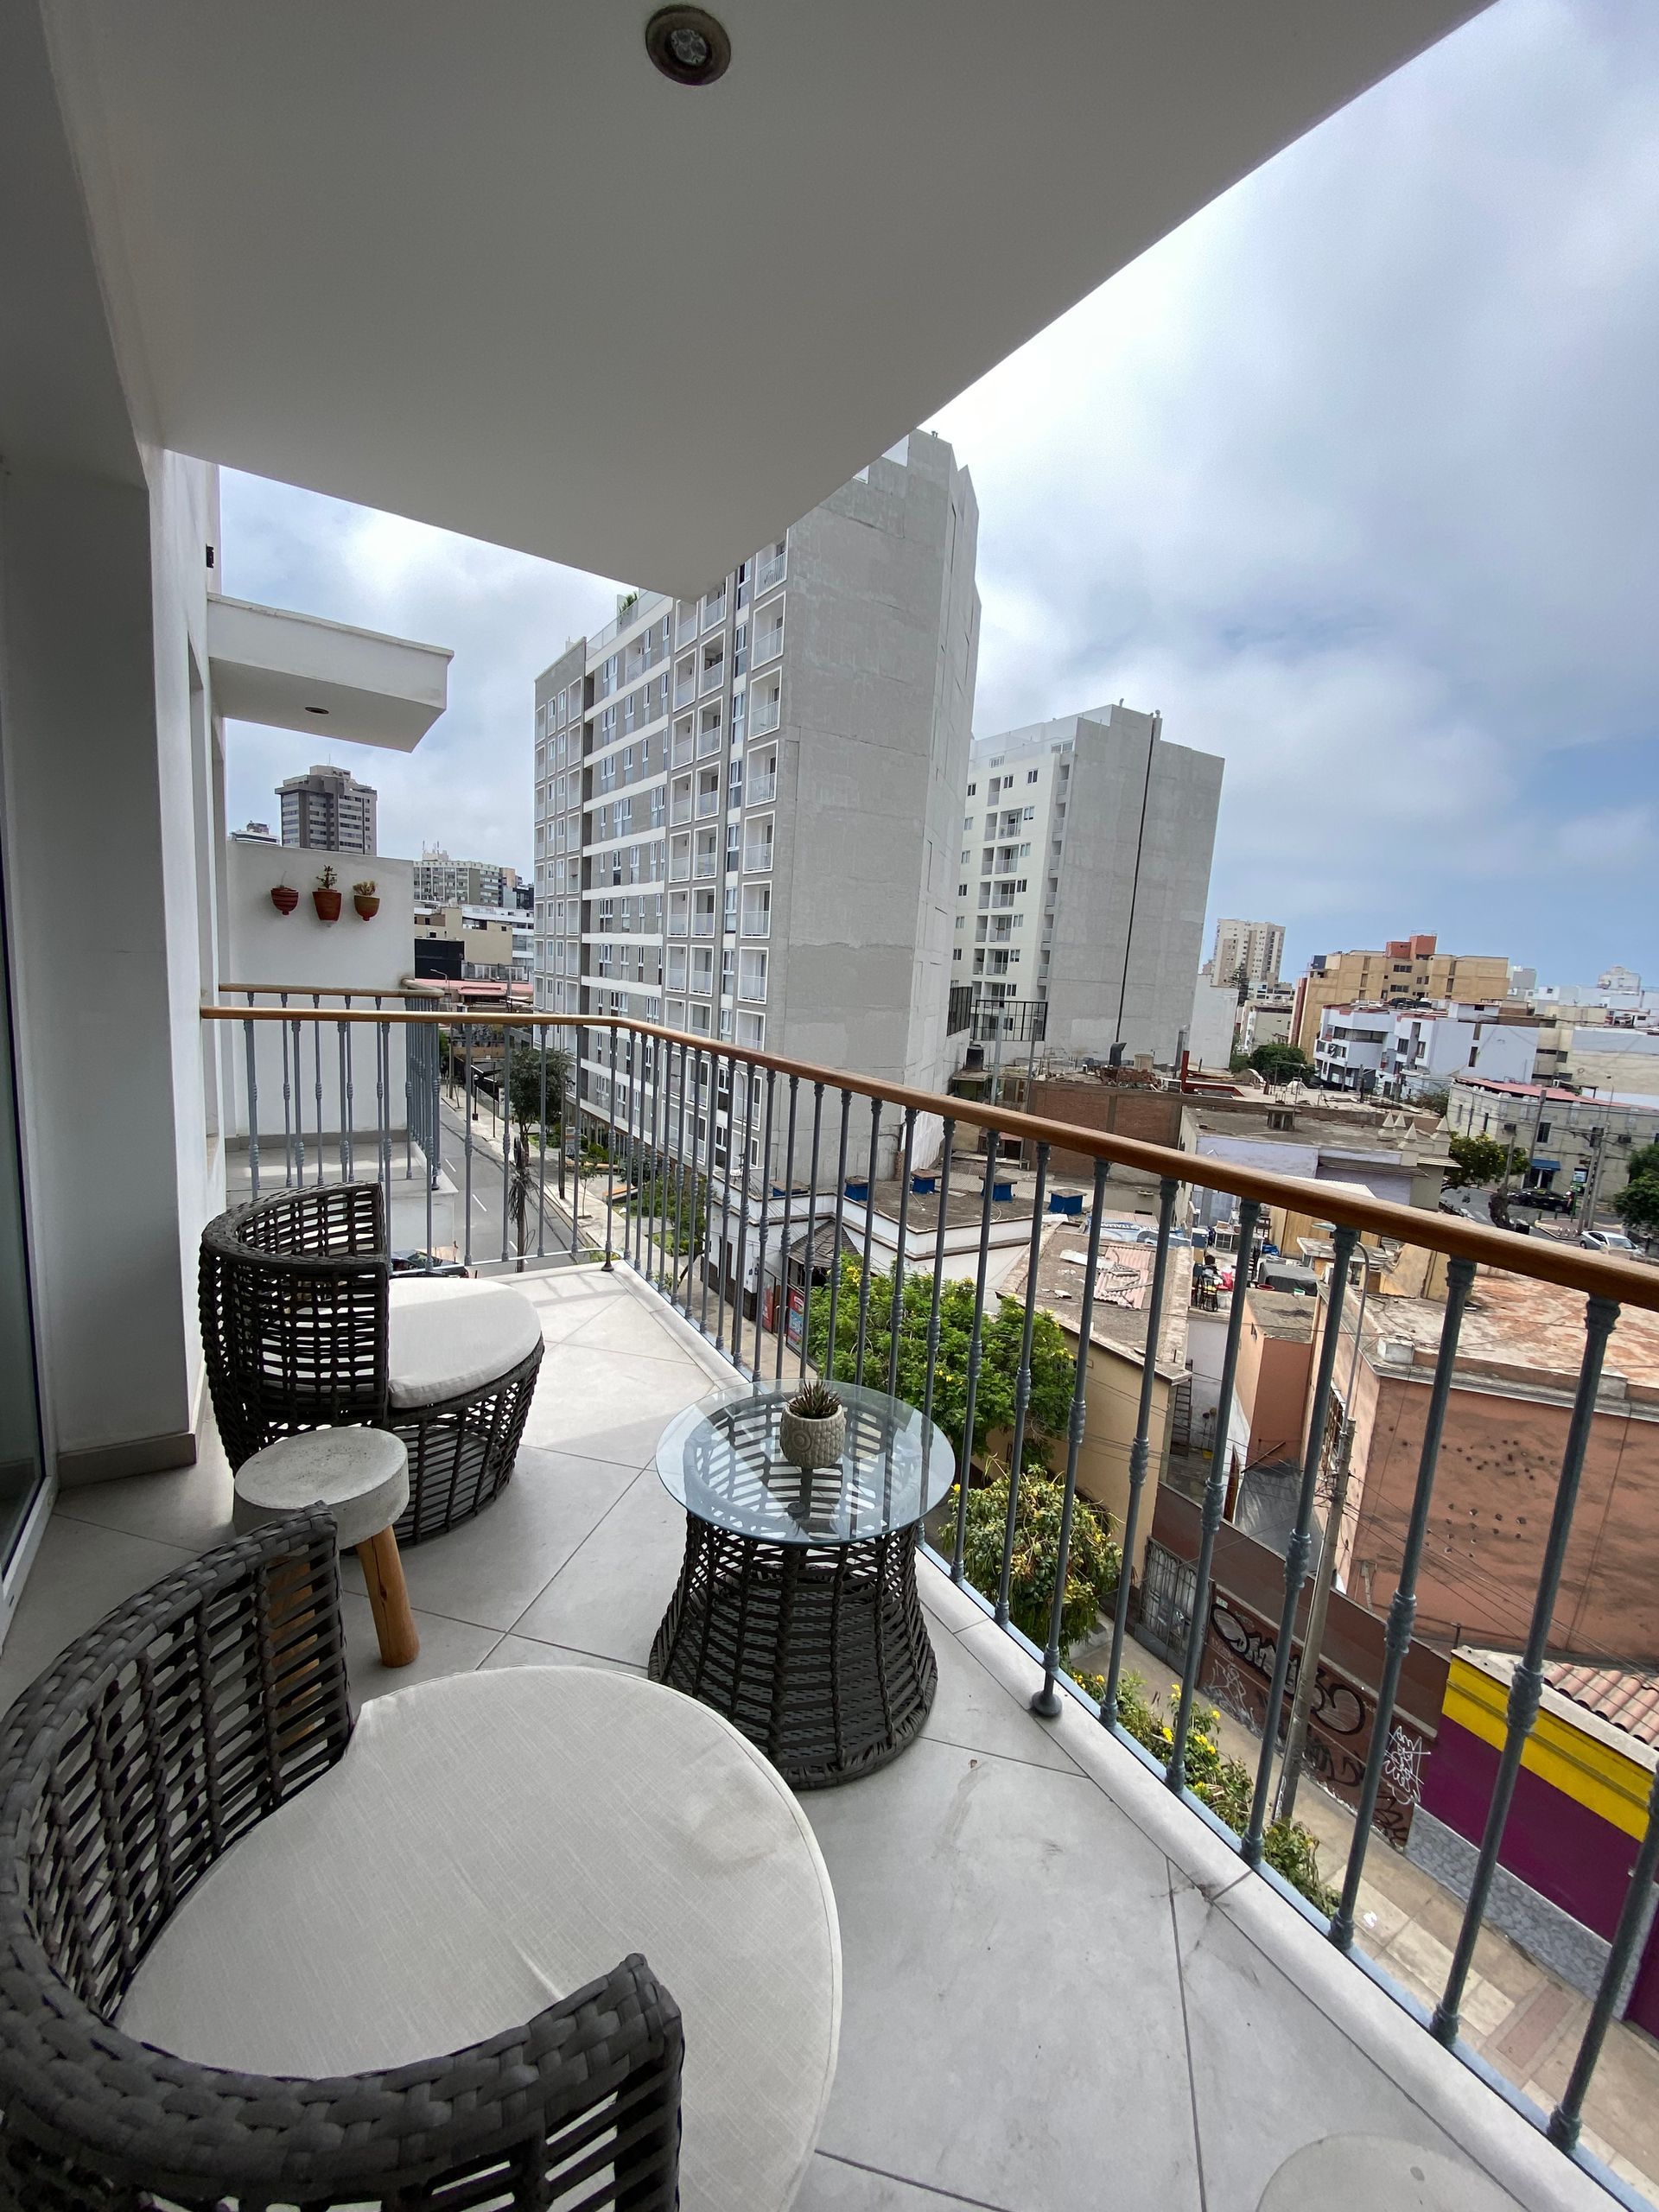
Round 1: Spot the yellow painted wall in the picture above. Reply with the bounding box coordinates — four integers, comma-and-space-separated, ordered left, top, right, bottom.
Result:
1444, 1654, 1655, 1841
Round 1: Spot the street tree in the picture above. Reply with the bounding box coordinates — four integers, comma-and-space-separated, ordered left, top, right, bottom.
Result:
1445, 1133, 1528, 1189
1247, 1042, 1313, 1085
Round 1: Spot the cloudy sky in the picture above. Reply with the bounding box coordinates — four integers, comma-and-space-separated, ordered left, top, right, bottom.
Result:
224, 0, 1658, 988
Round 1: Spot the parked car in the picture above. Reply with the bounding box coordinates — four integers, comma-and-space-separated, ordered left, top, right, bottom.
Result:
392, 1249, 470, 1276
1580, 1228, 1638, 1255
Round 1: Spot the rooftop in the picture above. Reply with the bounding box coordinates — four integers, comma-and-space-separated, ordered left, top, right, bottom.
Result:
1363, 1270, 1659, 1400
1247, 1287, 1322, 1343
1, 1261, 1637, 2211
1016, 1224, 1192, 1371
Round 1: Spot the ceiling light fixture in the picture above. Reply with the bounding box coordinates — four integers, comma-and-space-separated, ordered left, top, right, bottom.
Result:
306, 704, 330, 715
645, 6, 730, 87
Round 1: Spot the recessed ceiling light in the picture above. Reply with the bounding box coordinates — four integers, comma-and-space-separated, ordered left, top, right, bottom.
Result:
306, 704, 330, 715
645, 6, 730, 87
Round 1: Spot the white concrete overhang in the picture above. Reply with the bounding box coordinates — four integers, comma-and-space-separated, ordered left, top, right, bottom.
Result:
42, 1, 1486, 595
207, 595, 450, 753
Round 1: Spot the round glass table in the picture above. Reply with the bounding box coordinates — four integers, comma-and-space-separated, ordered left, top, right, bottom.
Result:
651, 1382, 957, 1788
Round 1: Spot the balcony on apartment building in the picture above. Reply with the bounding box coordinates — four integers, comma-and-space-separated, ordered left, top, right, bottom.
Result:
16, 998, 1659, 2212
10, 6, 1630, 2206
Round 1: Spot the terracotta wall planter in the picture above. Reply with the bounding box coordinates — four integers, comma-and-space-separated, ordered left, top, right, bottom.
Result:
353, 894, 380, 920
270, 886, 299, 915
313, 888, 342, 922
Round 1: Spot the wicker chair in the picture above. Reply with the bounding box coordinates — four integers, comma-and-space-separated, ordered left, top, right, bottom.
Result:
200, 1181, 543, 1544
0, 1512, 683, 2211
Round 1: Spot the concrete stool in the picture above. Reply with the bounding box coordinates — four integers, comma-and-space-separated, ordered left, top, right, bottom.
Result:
233, 1428, 419, 1668
1258, 2136, 1524, 2212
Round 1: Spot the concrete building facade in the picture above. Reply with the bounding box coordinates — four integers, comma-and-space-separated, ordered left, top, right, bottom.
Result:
276, 762, 378, 855
1446, 1076, 1659, 1211
532, 431, 980, 1173
413, 848, 518, 910
1212, 917, 1285, 991
1291, 935, 1509, 1055
952, 707, 1222, 1068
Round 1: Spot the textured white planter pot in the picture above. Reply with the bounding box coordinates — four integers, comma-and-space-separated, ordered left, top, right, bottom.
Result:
778, 1405, 847, 1471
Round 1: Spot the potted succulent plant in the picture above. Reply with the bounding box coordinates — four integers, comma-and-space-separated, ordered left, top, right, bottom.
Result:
270, 880, 299, 915
353, 879, 379, 919
779, 1379, 846, 1471
312, 866, 342, 922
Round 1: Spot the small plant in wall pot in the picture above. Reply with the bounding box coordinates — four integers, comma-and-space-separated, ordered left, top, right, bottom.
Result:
353, 880, 379, 919
312, 866, 342, 923
270, 880, 299, 916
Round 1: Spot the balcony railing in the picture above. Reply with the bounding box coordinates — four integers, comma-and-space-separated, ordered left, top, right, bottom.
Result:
197, 995, 1659, 2203
752, 624, 784, 668
674, 677, 696, 709
691, 913, 716, 938
756, 550, 785, 593
750, 694, 781, 737
747, 776, 778, 807
696, 725, 723, 759
696, 790, 721, 817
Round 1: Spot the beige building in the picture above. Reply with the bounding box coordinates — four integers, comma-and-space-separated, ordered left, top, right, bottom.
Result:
1291, 934, 1509, 1055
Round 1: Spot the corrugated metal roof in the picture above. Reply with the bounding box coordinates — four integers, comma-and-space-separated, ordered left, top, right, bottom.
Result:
1544, 1662, 1659, 1750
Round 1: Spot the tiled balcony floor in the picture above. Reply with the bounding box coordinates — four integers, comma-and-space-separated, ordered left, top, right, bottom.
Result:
3, 1264, 1621, 2212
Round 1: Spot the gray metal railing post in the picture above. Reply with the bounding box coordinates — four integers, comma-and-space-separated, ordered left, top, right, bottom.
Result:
1432, 1294, 1620, 2043
775, 1076, 798, 1382
279, 1003, 294, 1187
753, 1066, 776, 1373
499, 1027, 512, 1263
853, 1099, 882, 1389
537, 1032, 549, 1260
603, 1025, 618, 1270
995, 1141, 1051, 1627
731, 1058, 759, 1374
244, 1018, 260, 1202
461, 1023, 475, 1267
887, 1110, 918, 1404
1331, 1253, 1476, 1947
919, 1122, 956, 1441
1166, 1199, 1262, 1790
312, 1011, 324, 1188
1241, 1221, 1359, 1863
800, 1083, 824, 1382
952, 1133, 1001, 1584
1102, 1175, 1180, 1724
823, 1093, 852, 1382
1033, 1157, 1110, 1717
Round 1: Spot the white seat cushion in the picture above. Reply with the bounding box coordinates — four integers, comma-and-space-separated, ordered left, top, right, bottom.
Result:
386, 1276, 543, 1410
118, 1668, 841, 2212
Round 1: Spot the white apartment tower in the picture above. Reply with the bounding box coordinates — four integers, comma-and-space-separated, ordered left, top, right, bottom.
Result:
276, 763, 378, 855
1211, 917, 1286, 991
952, 707, 1223, 1067
533, 432, 979, 1160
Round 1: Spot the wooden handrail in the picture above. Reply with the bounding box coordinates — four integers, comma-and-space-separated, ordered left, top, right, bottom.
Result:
198, 1004, 1659, 1312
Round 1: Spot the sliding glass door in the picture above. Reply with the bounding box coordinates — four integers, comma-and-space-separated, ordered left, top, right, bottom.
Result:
0, 836, 46, 1570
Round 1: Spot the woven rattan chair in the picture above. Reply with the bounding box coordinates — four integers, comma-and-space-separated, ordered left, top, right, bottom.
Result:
200, 1181, 543, 1543
0, 1512, 682, 2211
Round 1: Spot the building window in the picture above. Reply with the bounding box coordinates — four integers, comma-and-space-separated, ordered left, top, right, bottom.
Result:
1027, 768, 1039, 783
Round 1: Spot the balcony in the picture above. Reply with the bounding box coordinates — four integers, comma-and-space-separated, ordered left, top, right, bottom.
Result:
12, 1000, 1658, 2212
696, 789, 721, 818
751, 691, 782, 738
756, 550, 786, 594
690, 912, 716, 938
752, 622, 785, 668
747, 774, 778, 807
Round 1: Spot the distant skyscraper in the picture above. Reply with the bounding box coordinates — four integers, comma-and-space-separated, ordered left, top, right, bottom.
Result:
1211, 918, 1285, 992
277, 764, 378, 855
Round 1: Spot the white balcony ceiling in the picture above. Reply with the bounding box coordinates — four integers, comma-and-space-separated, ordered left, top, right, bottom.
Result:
207, 596, 451, 753
43, 0, 1484, 594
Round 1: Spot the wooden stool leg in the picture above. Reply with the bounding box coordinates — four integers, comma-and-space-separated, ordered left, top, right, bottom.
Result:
356, 1526, 420, 1668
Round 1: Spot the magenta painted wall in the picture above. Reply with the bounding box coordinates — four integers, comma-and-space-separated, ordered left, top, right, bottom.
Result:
1422, 1717, 1659, 2037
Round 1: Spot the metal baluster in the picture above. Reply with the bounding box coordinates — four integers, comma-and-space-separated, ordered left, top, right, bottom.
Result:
1033, 1158, 1110, 1717
312, 1006, 324, 1187
652, 1042, 670, 1300
671, 1041, 691, 1314
1102, 1173, 1181, 1725
424, 1020, 436, 1262
753, 1066, 775, 1376
342, 1007, 355, 1182
291, 1014, 305, 1185
603, 1026, 618, 1271
537, 1031, 549, 1260
712, 1053, 731, 1358
731, 1058, 759, 1376
1240, 1222, 1360, 1862
1433, 1295, 1620, 2042
403, 1015, 412, 1181
372, 1014, 385, 1200
1166, 1198, 1263, 1788
1549, 1768, 1659, 2149
919, 1122, 956, 1441
853, 1099, 882, 1389
775, 1077, 798, 1383
244, 1018, 260, 1202
279, 999, 294, 1187
567, 1027, 582, 1262
336, 1020, 349, 1184
887, 1109, 918, 1403
462, 1023, 475, 1268
697, 1051, 714, 1338
499, 1027, 512, 1263
1331, 1253, 1475, 1946
800, 1084, 824, 1383
823, 1092, 853, 1386
951, 1130, 1001, 1584
995, 1141, 1051, 1628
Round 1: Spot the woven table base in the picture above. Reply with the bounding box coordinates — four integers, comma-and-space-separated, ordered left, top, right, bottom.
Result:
650, 1517, 937, 1788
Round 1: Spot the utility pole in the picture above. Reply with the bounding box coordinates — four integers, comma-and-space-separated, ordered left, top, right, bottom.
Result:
1581, 1125, 1607, 1232
1276, 1252, 1370, 1826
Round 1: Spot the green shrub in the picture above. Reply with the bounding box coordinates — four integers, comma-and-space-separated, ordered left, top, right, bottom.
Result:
958, 1471, 1119, 1653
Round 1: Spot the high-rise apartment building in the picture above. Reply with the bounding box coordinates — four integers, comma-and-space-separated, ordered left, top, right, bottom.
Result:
950, 708, 1222, 1068
276, 763, 378, 855
532, 431, 979, 1168
1211, 917, 1285, 991
1290, 935, 1510, 1055
414, 847, 518, 909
